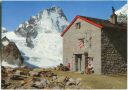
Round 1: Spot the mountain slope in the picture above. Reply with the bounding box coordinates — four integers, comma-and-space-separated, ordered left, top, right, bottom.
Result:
15, 6, 68, 37
115, 4, 128, 15
1, 36, 23, 67
2, 6, 69, 68
116, 4, 128, 23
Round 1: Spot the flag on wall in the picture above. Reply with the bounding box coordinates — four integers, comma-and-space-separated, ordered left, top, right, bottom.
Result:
78, 39, 84, 48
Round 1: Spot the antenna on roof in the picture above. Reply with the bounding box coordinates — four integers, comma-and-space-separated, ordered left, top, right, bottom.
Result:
112, 6, 115, 14
109, 6, 117, 24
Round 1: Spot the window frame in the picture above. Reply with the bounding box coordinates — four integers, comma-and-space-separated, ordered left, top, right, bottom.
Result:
75, 22, 81, 29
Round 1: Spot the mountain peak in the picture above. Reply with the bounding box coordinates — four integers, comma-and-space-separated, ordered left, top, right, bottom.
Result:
40, 5, 67, 20
15, 6, 69, 38
50, 5, 61, 11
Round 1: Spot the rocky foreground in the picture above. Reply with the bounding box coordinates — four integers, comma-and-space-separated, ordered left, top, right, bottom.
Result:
1, 66, 81, 89
2, 65, 127, 89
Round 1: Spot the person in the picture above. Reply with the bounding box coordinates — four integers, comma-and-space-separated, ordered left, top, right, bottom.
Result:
67, 63, 70, 70
86, 57, 94, 74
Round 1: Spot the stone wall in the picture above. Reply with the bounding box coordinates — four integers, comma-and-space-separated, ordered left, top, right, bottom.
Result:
101, 28, 127, 74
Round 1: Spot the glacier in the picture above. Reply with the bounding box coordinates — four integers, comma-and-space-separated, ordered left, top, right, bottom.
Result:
2, 32, 63, 68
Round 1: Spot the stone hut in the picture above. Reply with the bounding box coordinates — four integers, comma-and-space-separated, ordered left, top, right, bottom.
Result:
61, 8, 127, 74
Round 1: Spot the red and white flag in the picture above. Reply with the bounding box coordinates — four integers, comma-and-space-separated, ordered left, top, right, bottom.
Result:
78, 40, 84, 48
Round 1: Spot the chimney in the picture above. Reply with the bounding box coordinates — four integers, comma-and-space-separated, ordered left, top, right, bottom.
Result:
109, 7, 117, 24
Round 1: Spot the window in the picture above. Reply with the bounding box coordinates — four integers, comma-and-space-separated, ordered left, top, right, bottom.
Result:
75, 22, 81, 29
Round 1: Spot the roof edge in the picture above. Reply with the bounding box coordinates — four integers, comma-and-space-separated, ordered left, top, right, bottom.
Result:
61, 15, 103, 37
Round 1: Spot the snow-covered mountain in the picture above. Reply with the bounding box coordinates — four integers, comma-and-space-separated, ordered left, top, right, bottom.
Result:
115, 4, 128, 15
15, 6, 68, 37
2, 6, 69, 68
115, 4, 128, 23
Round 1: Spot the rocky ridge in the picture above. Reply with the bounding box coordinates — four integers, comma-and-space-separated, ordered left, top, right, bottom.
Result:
1, 37, 23, 67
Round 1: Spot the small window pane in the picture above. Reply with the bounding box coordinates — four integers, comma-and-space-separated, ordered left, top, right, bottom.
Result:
76, 22, 81, 29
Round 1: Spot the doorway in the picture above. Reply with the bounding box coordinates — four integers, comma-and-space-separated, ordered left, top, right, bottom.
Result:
75, 54, 82, 71
84, 52, 94, 74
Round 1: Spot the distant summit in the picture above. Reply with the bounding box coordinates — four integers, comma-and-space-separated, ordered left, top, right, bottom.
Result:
115, 4, 128, 15
15, 5, 69, 38
116, 4, 127, 23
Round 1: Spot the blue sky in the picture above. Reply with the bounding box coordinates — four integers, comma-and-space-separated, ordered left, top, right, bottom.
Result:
2, 1, 127, 31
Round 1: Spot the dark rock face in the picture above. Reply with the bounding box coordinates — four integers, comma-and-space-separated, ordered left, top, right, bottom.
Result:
15, 22, 38, 38
1, 37, 24, 66
14, 15, 38, 48
26, 31, 35, 48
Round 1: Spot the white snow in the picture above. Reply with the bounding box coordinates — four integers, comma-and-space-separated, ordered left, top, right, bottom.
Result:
19, 24, 23, 28
32, 16, 36, 19
2, 41, 9, 46
2, 27, 8, 33
38, 7, 69, 33
115, 4, 128, 23
116, 4, 128, 15
2, 32, 63, 68
2, 31, 20, 40
25, 21, 29, 25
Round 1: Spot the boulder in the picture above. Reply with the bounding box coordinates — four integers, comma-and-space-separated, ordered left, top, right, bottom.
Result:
32, 78, 49, 89
66, 78, 76, 86
38, 70, 56, 77
15, 70, 21, 75
52, 76, 58, 81
75, 78, 81, 85
32, 81, 44, 89
29, 71, 39, 77
57, 76, 66, 83
10, 75, 26, 80
1, 37, 24, 66
66, 78, 81, 86
2, 66, 14, 77
1, 79, 11, 89
14, 67, 31, 76
57, 64, 70, 71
